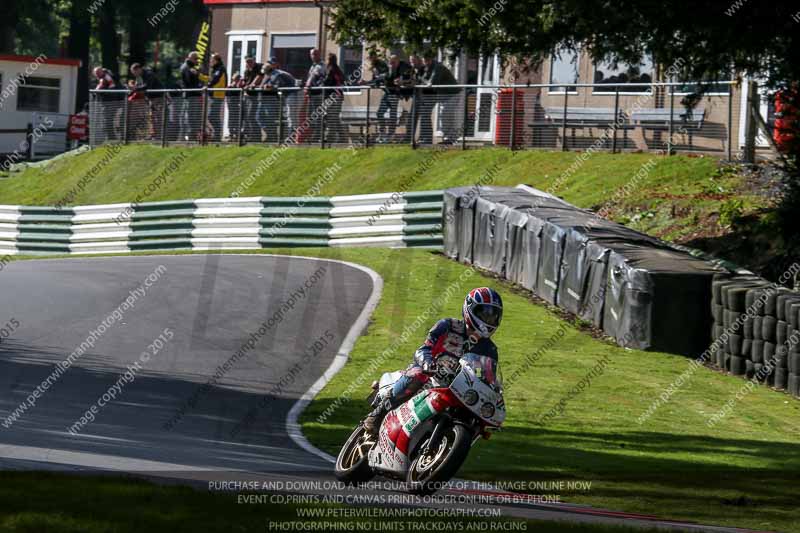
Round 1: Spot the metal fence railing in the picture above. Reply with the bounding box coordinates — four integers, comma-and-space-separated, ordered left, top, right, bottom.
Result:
89, 81, 740, 157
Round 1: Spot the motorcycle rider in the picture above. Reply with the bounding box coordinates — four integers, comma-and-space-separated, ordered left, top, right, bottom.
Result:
364, 287, 503, 434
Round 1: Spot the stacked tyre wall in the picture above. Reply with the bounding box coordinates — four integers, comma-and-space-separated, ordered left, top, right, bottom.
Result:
444, 185, 735, 356
0, 191, 443, 255
712, 272, 800, 398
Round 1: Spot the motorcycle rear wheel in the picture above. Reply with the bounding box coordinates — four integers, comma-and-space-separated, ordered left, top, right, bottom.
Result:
406, 424, 472, 495
334, 424, 376, 485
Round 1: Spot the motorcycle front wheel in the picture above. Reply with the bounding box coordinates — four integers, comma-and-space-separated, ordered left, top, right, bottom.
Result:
334, 424, 376, 485
406, 423, 472, 495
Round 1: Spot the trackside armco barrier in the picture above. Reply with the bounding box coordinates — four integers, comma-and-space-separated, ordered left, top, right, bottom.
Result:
0, 191, 443, 255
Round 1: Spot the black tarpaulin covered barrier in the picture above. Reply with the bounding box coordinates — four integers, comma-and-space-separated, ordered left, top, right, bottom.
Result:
443, 184, 730, 356
557, 224, 667, 321
521, 215, 545, 291
579, 241, 612, 326
478, 193, 557, 277
442, 186, 482, 263
527, 207, 611, 305
602, 242, 723, 355
536, 220, 567, 304
504, 208, 530, 285
442, 185, 545, 265
473, 198, 509, 272
442, 187, 471, 260
559, 229, 609, 321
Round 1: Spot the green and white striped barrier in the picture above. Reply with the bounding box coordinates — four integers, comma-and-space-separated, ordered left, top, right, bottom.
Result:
0, 191, 443, 255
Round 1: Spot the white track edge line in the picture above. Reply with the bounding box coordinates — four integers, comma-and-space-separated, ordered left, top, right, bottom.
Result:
284, 257, 384, 464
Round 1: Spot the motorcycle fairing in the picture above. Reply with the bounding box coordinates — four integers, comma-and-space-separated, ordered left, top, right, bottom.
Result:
369, 389, 454, 474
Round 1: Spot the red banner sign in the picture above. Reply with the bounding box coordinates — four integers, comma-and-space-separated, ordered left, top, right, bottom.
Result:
68, 114, 88, 140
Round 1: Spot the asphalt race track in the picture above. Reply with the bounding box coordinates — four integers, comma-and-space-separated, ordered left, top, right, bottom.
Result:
0, 255, 759, 532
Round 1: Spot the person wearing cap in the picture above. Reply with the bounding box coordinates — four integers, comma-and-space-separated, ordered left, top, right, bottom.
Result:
259, 60, 298, 142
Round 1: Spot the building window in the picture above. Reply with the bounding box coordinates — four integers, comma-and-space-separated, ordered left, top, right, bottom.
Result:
593, 57, 654, 93
16, 76, 60, 112
548, 49, 580, 93
271, 33, 317, 81
673, 75, 733, 95
339, 44, 364, 85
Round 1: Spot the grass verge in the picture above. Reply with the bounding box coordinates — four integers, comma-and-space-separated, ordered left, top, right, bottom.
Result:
0, 145, 775, 271
279, 248, 800, 533
3, 247, 799, 532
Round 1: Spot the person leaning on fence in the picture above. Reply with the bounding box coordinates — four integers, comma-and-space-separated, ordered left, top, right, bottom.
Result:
179, 51, 203, 141
323, 53, 346, 143
260, 60, 297, 143
362, 53, 388, 139
227, 73, 244, 139
422, 51, 460, 144
93, 66, 122, 141
203, 53, 228, 143
125, 78, 146, 139
130, 63, 164, 140
389, 55, 416, 143
408, 54, 432, 143
305, 48, 327, 142
370, 54, 413, 143
242, 57, 264, 141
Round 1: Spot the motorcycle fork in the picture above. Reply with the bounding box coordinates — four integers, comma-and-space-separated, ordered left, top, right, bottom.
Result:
421, 413, 452, 457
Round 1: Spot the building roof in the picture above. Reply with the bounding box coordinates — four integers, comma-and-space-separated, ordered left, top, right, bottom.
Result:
0, 54, 82, 67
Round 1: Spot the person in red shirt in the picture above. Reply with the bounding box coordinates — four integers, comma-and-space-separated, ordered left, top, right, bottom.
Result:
93, 67, 121, 141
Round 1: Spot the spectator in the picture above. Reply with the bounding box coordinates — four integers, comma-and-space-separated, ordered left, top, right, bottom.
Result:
422, 51, 460, 143
130, 63, 164, 140
384, 54, 414, 142
179, 51, 203, 141
408, 54, 430, 143
93, 66, 121, 141
242, 56, 264, 141
126, 78, 146, 140
365, 52, 390, 140
305, 48, 326, 142
227, 73, 244, 140
260, 61, 297, 143
324, 52, 346, 143
205, 53, 228, 143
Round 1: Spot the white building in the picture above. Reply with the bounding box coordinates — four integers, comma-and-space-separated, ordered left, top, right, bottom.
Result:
0, 54, 81, 159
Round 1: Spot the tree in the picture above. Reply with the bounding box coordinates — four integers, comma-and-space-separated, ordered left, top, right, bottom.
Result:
0, 0, 61, 56
330, 0, 800, 270
97, 2, 121, 75
330, 1, 799, 86
67, 0, 92, 111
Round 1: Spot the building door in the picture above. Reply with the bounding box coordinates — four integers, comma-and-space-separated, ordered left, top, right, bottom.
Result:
457, 53, 500, 141
227, 32, 263, 80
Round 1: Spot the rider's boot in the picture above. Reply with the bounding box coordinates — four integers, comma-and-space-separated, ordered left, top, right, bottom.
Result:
364, 398, 391, 435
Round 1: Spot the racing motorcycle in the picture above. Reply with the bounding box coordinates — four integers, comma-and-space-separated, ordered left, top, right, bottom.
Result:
334, 353, 506, 495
